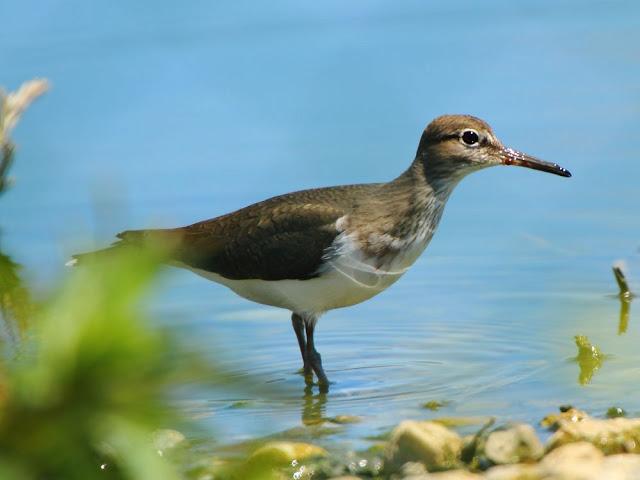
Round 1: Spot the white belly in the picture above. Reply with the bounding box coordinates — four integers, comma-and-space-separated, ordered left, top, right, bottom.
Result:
185, 229, 431, 314
189, 264, 403, 314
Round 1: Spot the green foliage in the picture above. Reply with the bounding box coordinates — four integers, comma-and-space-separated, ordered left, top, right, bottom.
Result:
0, 246, 191, 479
0, 251, 33, 344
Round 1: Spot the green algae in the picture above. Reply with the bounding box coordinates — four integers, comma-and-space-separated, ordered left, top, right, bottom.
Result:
574, 335, 607, 385
422, 400, 452, 411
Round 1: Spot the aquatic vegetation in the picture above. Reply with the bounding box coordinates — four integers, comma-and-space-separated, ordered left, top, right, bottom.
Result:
607, 407, 627, 419
422, 400, 451, 411
573, 335, 607, 385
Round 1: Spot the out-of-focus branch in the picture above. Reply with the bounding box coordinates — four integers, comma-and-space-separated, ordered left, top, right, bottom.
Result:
0, 79, 49, 196
0, 143, 14, 194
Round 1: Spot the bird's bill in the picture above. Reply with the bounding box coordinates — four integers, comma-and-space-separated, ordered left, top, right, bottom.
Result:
501, 147, 571, 177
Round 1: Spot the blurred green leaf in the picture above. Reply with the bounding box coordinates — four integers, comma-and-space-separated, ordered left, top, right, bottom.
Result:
0, 251, 33, 345
0, 237, 283, 480
0, 246, 184, 479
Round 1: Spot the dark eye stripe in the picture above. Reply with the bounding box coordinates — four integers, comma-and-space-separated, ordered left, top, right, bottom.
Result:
439, 131, 483, 144
440, 134, 459, 141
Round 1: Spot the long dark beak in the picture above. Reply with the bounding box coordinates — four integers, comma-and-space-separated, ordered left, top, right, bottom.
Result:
501, 147, 571, 178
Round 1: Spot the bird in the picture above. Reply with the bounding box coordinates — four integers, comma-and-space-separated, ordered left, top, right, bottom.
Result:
71, 114, 571, 389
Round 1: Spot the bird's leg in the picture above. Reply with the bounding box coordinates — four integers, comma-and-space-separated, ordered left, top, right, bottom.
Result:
291, 313, 311, 375
304, 316, 329, 390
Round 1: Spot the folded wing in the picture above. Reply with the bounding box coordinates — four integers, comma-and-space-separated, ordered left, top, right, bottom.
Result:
119, 202, 344, 281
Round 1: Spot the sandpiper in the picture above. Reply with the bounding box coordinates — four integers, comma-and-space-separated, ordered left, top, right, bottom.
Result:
72, 115, 570, 388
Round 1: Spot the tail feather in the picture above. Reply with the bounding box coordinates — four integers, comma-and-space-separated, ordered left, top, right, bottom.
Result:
67, 244, 126, 267
117, 228, 181, 245
68, 228, 182, 267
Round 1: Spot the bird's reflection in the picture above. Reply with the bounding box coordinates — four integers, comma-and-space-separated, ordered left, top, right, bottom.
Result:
301, 385, 328, 426
618, 296, 631, 335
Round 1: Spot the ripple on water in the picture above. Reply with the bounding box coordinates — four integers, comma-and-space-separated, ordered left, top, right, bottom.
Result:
173, 275, 640, 449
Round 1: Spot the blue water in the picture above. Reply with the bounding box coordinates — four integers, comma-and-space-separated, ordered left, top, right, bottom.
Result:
1, 0, 639, 450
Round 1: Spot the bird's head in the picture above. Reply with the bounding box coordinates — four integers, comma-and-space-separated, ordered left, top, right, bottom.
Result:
416, 114, 571, 183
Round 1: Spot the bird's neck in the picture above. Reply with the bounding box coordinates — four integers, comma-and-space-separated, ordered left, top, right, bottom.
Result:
381, 157, 458, 214
338, 160, 455, 267
348, 159, 456, 245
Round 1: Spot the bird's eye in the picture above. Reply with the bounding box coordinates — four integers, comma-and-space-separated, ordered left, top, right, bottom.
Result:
460, 129, 480, 146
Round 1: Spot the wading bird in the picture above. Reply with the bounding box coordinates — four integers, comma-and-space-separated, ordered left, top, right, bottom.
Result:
72, 115, 571, 389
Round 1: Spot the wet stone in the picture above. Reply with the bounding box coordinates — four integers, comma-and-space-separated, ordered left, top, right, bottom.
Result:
384, 421, 462, 472
425, 470, 483, 479
483, 424, 544, 465
399, 460, 428, 477
547, 417, 640, 455
540, 406, 588, 431
248, 441, 327, 466
328, 415, 362, 425
482, 464, 541, 480
539, 442, 603, 479
600, 454, 640, 479
152, 429, 186, 453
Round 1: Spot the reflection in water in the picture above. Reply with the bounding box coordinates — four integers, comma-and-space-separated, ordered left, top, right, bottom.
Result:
618, 298, 631, 335
574, 335, 606, 385
301, 386, 327, 426
612, 265, 634, 335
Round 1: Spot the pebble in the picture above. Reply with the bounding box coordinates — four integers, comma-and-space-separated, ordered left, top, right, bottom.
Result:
385, 420, 462, 472
483, 424, 544, 465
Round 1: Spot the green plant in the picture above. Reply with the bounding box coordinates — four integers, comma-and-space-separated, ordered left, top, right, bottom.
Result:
0, 245, 193, 479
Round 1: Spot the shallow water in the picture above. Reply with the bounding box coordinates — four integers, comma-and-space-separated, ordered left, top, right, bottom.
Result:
1, 0, 639, 451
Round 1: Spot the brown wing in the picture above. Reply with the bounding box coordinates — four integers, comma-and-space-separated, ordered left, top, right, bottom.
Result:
170, 203, 343, 280
116, 186, 370, 280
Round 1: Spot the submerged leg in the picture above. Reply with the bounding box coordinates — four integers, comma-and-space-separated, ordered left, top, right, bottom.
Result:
291, 313, 310, 375
304, 316, 329, 390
